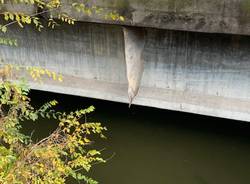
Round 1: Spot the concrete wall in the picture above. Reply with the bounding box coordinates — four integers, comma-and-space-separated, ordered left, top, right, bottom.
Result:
57, 0, 250, 35
1, 23, 250, 121
2, 0, 250, 35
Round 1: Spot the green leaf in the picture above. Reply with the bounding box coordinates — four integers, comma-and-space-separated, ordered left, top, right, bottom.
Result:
1, 26, 7, 33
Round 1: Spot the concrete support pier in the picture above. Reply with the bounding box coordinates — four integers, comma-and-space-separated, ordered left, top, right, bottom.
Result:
123, 27, 145, 106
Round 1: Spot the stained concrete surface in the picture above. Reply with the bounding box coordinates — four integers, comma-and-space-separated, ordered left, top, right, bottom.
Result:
1, 22, 250, 121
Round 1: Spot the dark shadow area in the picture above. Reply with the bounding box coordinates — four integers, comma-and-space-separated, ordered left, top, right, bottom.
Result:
24, 90, 250, 184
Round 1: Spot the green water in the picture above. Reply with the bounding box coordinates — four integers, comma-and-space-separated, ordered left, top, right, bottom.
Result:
23, 90, 250, 184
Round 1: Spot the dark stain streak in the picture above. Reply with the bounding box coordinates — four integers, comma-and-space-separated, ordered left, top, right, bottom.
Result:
195, 17, 206, 30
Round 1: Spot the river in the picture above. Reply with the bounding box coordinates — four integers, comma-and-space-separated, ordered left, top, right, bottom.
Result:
22, 90, 250, 184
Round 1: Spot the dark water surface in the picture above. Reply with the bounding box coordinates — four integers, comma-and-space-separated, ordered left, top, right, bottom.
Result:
23, 90, 250, 184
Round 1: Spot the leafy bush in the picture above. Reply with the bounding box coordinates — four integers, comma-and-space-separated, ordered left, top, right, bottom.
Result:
0, 66, 107, 184
0, 1, 124, 182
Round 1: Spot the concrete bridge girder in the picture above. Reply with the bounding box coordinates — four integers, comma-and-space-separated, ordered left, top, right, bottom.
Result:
55, 0, 250, 35
1, 22, 250, 122
2, 0, 250, 35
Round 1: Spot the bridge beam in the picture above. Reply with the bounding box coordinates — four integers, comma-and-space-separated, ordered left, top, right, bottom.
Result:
1, 22, 250, 122
2, 0, 250, 35
57, 0, 250, 35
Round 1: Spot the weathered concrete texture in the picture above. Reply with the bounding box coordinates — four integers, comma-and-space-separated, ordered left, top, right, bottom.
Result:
57, 0, 250, 35
1, 2, 35, 13
1, 23, 250, 121
123, 27, 145, 106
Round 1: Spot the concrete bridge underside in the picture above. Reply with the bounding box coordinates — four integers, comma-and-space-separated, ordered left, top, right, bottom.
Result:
1, 22, 250, 122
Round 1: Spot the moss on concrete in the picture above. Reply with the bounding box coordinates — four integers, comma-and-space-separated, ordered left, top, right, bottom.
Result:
166, 0, 193, 11
241, 0, 250, 14
98, 0, 193, 12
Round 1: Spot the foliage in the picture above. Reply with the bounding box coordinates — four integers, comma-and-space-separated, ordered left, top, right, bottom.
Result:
0, 0, 125, 33
0, 61, 63, 82
0, 65, 107, 184
0, 1, 120, 183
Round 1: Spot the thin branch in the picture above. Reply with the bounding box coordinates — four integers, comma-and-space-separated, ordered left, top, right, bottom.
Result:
4, 8, 59, 28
